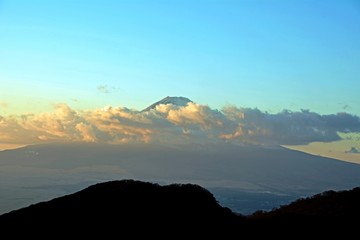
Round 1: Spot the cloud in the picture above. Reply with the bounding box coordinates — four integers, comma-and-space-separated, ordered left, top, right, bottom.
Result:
0, 102, 359, 146
166, 102, 224, 129
219, 107, 357, 145
345, 147, 360, 154
97, 85, 109, 93
342, 104, 350, 110
97, 85, 119, 94
0, 102, 8, 108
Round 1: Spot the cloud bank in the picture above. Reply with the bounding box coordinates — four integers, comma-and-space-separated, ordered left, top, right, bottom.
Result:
0, 102, 359, 146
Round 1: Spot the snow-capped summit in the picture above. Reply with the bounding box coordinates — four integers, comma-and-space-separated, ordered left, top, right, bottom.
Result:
142, 96, 192, 112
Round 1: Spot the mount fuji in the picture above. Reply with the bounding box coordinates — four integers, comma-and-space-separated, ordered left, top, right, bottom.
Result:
1, 96, 360, 215
1, 141, 360, 215
142, 96, 192, 112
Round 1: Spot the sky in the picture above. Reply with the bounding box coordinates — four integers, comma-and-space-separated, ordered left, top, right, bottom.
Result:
0, 0, 359, 162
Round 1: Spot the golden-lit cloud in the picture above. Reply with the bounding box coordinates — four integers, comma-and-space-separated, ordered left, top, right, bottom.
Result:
0, 103, 359, 149
166, 102, 224, 129
0, 102, 8, 108
75, 122, 97, 142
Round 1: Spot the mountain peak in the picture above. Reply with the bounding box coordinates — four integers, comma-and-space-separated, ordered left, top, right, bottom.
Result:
142, 96, 192, 112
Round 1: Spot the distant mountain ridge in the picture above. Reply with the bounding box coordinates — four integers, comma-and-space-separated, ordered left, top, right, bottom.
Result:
142, 96, 192, 112
2, 142, 360, 215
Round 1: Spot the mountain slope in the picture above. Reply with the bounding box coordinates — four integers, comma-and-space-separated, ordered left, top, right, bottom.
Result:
141, 96, 192, 112
1, 142, 360, 215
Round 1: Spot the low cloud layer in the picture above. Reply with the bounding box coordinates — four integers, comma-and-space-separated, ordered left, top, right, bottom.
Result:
0, 102, 359, 146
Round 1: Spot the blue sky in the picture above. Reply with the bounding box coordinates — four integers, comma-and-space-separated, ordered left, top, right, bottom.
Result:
0, 0, 359, 115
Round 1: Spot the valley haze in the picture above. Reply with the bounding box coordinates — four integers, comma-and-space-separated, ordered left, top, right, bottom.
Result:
1, 141, 360, 215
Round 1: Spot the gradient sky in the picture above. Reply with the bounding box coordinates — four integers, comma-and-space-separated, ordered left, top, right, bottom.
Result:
0, 0, 359, 162
0, 0, 359, 115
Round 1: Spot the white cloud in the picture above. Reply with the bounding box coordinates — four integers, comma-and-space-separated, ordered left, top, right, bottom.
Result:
97, 85, 109, 93
97, 85, 119, 94
0, 103, 359, 146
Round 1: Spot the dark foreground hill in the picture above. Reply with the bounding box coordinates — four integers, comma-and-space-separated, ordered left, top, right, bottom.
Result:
0, 180, 241, 237
1, 180, 359, 237
248, 187, 360, 234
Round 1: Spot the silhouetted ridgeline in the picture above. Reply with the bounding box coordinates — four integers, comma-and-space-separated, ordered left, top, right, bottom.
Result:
0, 180, 241, 237
254, 187, 360, 217
247, 188, 360, 237
1, 180, 359, 237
